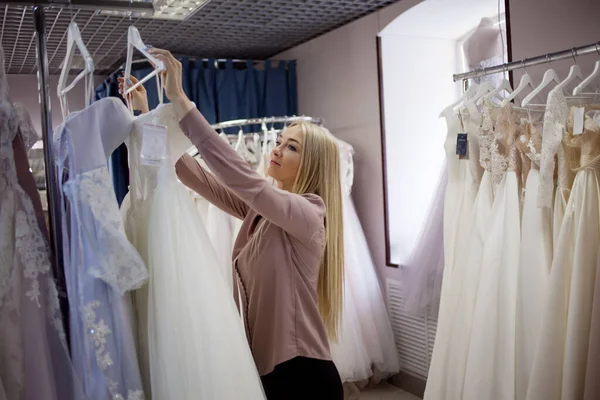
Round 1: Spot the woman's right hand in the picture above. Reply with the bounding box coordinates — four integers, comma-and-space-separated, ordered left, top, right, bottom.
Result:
148, 48, 195, 119
118, 75, 149, 113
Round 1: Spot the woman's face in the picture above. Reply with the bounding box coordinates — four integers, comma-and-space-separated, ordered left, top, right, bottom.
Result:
268, 125, 303, 191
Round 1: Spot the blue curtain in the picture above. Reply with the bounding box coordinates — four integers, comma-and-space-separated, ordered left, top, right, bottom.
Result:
131, 58, 298, 133
95, 58, 297, 198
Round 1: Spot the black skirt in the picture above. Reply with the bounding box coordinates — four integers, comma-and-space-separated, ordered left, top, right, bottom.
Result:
260, 356, 344, 400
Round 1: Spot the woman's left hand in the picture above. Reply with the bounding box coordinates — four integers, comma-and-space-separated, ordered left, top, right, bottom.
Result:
148, 48, 195, 118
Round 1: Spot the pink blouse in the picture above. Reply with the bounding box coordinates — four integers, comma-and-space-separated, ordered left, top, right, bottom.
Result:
175, 108, 332, 376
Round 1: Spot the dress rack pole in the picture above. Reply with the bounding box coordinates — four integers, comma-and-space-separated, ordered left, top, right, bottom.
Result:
453, 40, 600, 82
211, 116, 323, 130
33, 5, 64, 274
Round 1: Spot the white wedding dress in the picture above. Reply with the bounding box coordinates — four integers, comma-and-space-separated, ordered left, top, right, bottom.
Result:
526, 107, 600, 400
442, 103, 495, 399
515, 121, 552, 400
330, 139, 399, 383
463, 104, 521, 400
425, 104, 482, 399
121, 102, 264, 400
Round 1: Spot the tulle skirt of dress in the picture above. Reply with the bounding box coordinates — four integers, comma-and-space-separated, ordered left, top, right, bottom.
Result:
127, 180, 265, 400
400, 167, 447, 318
206, 203, 236, 292
338, 196, 400, 380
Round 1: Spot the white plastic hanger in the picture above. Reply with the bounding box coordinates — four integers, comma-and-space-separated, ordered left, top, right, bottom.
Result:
555, 49, 584, 92
438, 81, 479, 118
57, 21, 94, 119
502, 69, 537, 106
573, 44, 600, 95
522, 56, 561, 106
463, 81, 495, 109
123, 25, 165, 103
487, 67, 513, 101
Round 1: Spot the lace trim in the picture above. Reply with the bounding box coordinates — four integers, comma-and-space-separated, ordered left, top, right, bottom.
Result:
479, 105, 494, 171
538, 88, 568, 208
63, 166, 148, 294
81, 301, 145, 400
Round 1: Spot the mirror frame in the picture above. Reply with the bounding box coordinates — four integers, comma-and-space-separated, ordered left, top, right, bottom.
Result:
377, 0, 514, 267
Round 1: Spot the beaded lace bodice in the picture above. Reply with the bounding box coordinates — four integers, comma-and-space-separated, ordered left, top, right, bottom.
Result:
479, 103, 495, 172
569, 106, 600, 172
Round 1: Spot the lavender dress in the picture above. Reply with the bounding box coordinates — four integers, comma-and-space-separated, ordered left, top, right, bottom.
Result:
54, 97, 148, 400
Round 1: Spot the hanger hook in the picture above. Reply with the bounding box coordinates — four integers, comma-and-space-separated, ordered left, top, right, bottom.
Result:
596, 43, 600, 57
521, 59, 529, 75
572, 48, 578, 65
546, 53, 554, 69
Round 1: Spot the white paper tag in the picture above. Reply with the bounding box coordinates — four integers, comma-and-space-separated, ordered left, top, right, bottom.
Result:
573, 107, 585, 135
141, 123, 168, 166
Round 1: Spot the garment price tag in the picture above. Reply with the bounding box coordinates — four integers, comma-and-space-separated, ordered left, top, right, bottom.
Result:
141, 123, 168, 166
456, 133, 468, 157
573, 107, 585, 136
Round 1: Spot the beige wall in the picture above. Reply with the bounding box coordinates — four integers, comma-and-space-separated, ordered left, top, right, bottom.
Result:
509, 0, 600, 85
6, 74, 107, 135
277, 0, 423, 283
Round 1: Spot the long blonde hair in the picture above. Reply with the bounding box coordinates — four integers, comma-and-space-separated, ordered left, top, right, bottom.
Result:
288, 121, 344, 341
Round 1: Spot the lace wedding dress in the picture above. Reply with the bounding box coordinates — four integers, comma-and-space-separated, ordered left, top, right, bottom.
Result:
515, 120, 552, 400
463, 104, 521, 400
121, 101, 264, 400
527, 106, 600, 400
54, 97, 148, 400
0, 45, 87, 398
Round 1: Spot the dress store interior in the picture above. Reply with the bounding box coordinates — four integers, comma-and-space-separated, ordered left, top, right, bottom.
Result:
2, 0, 600, 398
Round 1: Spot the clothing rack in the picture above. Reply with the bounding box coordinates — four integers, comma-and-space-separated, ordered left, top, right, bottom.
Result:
453, 41, 600, 82
187, 116, 321, 158
212, 115, 323, 130
108, 57, 261, 78
6, 0, 155, 287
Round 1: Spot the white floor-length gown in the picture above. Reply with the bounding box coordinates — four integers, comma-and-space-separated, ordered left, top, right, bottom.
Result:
463, 104, 521, 400
425, 104, 482, 399
121, 101, 265, 400
442, 103, 495, 399
515, 121, 553, 400
526, 106, 600, 400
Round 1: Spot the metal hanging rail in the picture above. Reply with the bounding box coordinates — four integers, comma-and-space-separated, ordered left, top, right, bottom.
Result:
211, 115, 323, 130
33, 4, 64, 282
0, 0, 155, 11
187, 116, 321, 158
453, 41, 600, 82
12, 0, 155, 294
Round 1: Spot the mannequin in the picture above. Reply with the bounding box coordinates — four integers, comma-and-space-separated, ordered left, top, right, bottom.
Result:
462, 16, 506, 86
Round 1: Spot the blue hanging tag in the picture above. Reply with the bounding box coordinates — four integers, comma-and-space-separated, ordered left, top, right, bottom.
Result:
456, 133, 468, 157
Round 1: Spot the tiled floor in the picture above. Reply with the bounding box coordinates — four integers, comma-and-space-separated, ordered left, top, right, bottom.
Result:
360, 383, 421, 400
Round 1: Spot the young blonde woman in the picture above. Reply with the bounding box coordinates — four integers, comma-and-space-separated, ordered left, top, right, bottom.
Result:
132, 48, 345, 399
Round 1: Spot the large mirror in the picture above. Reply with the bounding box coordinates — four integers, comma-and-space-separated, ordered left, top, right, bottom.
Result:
379, 0, 509, 266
